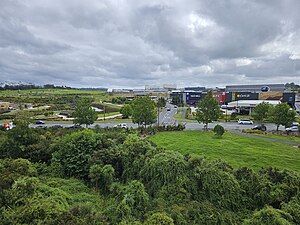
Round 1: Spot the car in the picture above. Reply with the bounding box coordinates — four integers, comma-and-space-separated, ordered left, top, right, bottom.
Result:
67, 125, 82, 129
286, 126, 299, 133
114, 123, 128, 129
252, 125, 267, 131
166, 108, 171, 111
35, 120, 45, 125
238, 119, 253, 125
51, 125, 63, 129
174, 106, 178, 108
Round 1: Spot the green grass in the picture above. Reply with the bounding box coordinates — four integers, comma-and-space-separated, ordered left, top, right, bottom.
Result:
149, 131, 300, 173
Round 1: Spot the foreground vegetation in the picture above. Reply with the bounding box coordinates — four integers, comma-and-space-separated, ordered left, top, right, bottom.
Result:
1, 125, 300, 224
150, 131, 300, 172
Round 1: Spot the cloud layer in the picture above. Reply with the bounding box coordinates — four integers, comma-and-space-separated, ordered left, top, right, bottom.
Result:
0, 0, 299, 87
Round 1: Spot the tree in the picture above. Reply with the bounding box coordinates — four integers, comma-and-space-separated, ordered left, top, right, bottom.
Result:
120, 103, 133, 118
73, 98, 98, 128
171, 95, 182, 106
52, 130, 101, 179
196, 91, 221, 130
271, 103, 296, 131
89, 164, 115, 194
131, 96, 156, 128
252, 102, 272, 124
157, 97, 166, 126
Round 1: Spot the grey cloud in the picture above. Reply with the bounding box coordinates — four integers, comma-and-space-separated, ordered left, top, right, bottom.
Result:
0, 0, 299, 87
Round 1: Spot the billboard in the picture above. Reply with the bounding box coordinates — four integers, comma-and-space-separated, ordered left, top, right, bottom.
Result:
259, 91, 283, 100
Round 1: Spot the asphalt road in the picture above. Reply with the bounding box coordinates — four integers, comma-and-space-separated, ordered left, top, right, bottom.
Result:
30, 103, 287, 132
158, 103, 178, 126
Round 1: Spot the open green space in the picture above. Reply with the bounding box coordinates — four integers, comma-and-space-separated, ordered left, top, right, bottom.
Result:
150, 130, 300, 172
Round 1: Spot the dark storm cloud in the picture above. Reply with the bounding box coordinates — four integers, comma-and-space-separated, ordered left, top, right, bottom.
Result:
0, 0, 299, 87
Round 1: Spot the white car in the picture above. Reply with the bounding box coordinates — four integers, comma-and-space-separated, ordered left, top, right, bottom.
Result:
286, 126, 299, 133
114, 123, 128, 129
238, 119, 253, 125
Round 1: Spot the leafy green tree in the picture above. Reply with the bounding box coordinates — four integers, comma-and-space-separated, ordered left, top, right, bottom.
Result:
141, 151, 188, 195
131, 96, 156, 128
73, 98, 98, 127
253, 102, 272, 124
145, 212, 174, 225
120, 103, 133, 118
196, 91, 221, 130
243, 206, 293, 225
157, 97, 166, 126
89, 164, 115, 193
271, 103, 296, 131
171, 95, 182, 106
52, 130, 101, 179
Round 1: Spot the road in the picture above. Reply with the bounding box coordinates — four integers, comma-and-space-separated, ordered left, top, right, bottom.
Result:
30, 103, 287, 132
158, 103, 178, 126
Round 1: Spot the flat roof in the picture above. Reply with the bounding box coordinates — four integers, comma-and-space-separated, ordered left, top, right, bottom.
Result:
228, 100, 281, 107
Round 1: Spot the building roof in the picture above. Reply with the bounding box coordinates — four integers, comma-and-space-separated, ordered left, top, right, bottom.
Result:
227, 100, 281, 107
226, 84, 285, 92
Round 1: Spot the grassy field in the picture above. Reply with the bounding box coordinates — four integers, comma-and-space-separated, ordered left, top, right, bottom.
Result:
150, 131, 300, 173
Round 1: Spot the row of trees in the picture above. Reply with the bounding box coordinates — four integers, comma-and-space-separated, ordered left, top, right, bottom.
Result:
195, 92, 297, 131
253, 102, 297, 130
73, 93, 297, 131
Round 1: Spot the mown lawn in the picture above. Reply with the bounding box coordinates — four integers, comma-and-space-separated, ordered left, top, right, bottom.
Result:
149, 131, 300, 173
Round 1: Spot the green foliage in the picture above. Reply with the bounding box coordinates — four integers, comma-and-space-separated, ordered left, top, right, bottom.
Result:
243, 206, 293, 225
108, 180, 149, 223
195, 165, 242, 210
145, 212, 174, 225
196, 91, 221, 130
89, 164, 115, 193
73, 98, 98, 127
52, 130, 101, 179
271, 103, 296, 131
120, 103, 133, 118
253, 102, 272, 123
131, 96, 157, 127
157, 97, 166, 108
1, 127, 300, 224
141, 151, 188, 195
0, 158, 37, 189
213, 124, 225, 137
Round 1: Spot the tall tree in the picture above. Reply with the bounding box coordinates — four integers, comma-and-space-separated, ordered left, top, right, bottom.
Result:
73, 98, 98, 127
271, 103, 296, 131
196, 91, 221, 130
120, 103, 133, 118
157, 97, 166, 126
252, 102, 272, 124
131, 96, 156, 128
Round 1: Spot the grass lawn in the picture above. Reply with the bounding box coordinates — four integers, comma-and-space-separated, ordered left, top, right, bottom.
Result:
149, 131, 300, 173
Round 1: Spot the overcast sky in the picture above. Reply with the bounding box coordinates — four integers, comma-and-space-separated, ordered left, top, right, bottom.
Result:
0, 0, 300, 88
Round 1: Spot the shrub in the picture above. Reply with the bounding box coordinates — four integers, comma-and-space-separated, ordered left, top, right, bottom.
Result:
213, 124, 225, 137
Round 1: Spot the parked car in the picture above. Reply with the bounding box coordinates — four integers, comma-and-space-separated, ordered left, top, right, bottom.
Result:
114, 123, 128, 129
166, 108, 171, 111
67, 125, 82, 129
35, 120, 45, 125
51, 125, 63, 129
252, 125, 267, 131
286, 126, 299, 133
238, 119, 253, 125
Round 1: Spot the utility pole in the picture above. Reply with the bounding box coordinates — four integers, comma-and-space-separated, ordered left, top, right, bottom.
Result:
103, 105, 106, 121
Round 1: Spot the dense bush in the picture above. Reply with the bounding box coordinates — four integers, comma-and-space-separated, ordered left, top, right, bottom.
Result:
1, 128, 300, 224
213, 124, 225, 137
